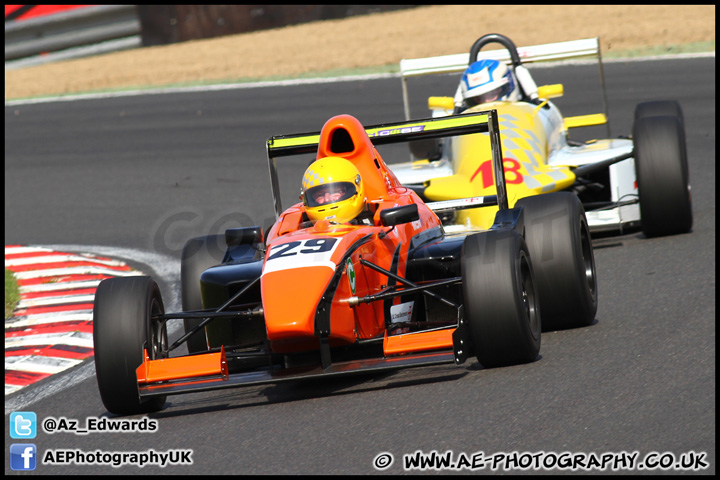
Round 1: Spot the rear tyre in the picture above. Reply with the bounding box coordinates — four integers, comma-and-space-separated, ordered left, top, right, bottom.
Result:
634, 100, 684, 125
462, 230, 541, 368
181, 234, 226, 353
633, 114, 692, 238
515, 192, 597, 331
93, 276, 167, 415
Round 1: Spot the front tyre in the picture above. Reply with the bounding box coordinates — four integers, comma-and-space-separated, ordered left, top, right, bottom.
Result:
93, 276, 167, 415
462, 230, 541, 368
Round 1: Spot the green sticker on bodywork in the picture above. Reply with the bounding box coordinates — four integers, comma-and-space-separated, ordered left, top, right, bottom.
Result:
346, 258, 356, 295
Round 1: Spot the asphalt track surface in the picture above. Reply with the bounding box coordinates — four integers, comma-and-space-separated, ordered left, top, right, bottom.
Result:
5, 57, 715, 474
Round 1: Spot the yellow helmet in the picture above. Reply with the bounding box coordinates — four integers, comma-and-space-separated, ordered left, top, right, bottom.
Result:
301, 156, 365, 223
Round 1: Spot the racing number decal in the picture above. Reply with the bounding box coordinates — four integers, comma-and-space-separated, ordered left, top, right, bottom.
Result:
470, 158, 524, 188
264, 237, 341, 274
267, 238, 338, 261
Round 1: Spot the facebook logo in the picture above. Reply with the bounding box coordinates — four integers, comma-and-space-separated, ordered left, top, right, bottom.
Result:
10, 411, 37, 439
10, 444, 37, 471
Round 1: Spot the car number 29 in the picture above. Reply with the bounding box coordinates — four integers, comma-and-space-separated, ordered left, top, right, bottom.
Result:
264, 238, 340, 273
267, 238, 338, 260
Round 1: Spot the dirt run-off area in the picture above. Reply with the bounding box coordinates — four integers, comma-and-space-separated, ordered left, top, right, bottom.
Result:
4, 4, 716, 100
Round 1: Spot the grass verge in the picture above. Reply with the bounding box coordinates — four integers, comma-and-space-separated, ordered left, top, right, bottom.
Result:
5, 268, 20, 319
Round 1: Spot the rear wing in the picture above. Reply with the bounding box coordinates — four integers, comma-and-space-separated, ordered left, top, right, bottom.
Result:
266, 110, 508, 218
399, 37, 610, 134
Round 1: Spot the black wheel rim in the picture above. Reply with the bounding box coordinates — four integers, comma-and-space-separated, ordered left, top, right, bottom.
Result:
520, 254, 540, 340
149, 298, 168, 360
580, 219, 597, 302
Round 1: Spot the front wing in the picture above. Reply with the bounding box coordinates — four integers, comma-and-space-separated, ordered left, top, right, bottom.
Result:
138, 349, 457, 399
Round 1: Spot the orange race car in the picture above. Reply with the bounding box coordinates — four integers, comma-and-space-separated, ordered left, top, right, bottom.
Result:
93, 110, 597, 415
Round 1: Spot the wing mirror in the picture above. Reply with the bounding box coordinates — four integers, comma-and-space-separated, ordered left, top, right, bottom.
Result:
537, 84, 564, 99
225, 226, 263, 246
428, 96, 455, 111
380, 204, 419, 227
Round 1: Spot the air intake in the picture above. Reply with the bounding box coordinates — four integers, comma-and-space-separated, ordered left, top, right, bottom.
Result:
330, 127, 354, 153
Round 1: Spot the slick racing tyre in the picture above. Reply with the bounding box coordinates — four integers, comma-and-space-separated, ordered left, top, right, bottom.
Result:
634, 100, 687, 183
632, 113, 693, 238
181, 234, 226, 353
515, 192, 597, 331
461, 230, 541, 368
634, 100, 684, 127
93, 276, 167, 415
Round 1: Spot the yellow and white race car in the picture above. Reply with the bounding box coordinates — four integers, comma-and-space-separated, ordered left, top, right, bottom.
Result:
390, 33, 692, 238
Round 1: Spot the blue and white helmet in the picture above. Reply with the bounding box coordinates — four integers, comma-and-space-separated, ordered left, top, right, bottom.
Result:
460, 59, 518, 107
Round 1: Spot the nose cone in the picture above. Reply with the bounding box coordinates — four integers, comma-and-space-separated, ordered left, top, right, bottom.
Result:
261, 265, 335, 344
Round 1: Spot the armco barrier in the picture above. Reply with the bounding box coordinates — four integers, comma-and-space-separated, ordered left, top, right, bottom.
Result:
5, 5, 418, 69
5, 5, 93, 22
4, 5, 141, 62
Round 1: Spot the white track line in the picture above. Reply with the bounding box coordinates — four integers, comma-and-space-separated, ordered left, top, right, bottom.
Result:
16, 294, 97, 308
6, 356, 84, 375
19, 279, 103, 293
12, 266, 138, 280
5, 254, 128, 267
6, 331, 94, 349
7, 312, 94, 328
5, 246, 54, 255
